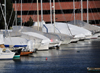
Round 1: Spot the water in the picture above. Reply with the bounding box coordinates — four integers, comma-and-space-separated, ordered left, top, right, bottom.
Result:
0, 38, 100, 73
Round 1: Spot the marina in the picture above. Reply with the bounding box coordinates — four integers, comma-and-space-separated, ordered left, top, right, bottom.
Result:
0, 38, 100, 73
0, 0, 100, 73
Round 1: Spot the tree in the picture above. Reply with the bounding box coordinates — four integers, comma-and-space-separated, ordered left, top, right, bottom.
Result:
24, 17, 33, 27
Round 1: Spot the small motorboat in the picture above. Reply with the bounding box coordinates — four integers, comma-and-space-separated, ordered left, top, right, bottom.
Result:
0, 48, 15, 60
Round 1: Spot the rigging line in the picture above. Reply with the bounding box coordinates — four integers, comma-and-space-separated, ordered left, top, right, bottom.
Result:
12, 13, 16, 26
12, 0, 21, 26
7, 8, 14, 26
74, 0, 81, 21
8, 0, 21, 27
42, 0, 63, 39
44, 2, 50, 15
26, 2, 37, 23
41, 0, 63, 39
92, 0, 100, 24
0, 14, 2, 20
0, 3, 13, 45
57, 0, 73, 36
0, 3, 8, 30
88, 3, 96, 25
83, 10, 87, 23
22, 0, 35, 26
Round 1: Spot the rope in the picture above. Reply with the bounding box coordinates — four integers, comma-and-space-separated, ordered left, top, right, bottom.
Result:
89, 3, 96, 25
22, 0, 35, 26
57, 0, 73, 36
92, 0, 100, 25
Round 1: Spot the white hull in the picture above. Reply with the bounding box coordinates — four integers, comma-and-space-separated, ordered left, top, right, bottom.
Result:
70, 38, 79, 43
85, 35, 92, 40
0, 52, 15, 60
91, 34, 98, 39
61, 39, 71, 45
49, 41, 62, 47
37, 43, 49, 51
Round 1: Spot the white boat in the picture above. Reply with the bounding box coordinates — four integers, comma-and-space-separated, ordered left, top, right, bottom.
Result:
12, 26, 62, 49
33, 23, 63, 47
21, 32, 50, 50
4, 35, 38, 52
68, 20, 100, 38
42, 22, 80, 43
0, 48, 15, 60
42, 23, 71, 44
54, 22, 92, 40
0, 34, 15, 60
12, 26, 50, 50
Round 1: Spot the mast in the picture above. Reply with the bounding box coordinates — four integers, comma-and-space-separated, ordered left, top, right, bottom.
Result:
37, 0, 39, 31
87, 0, 89, 24
53, 0, 55, 33
73, 0, 75, 25
21, 0, 22, 26
81, 0, 83, 21
41, 0, 43, 27
50, 0, 52, 25
4, 0, 6, 30
15, 0, 17, 26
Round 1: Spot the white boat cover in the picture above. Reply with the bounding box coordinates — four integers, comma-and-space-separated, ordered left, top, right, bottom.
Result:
12, 26, 61, 43
0, 34, 4, 44
22, 32, 51, 44
68, 20, 100, 33
42, 22, 92, 38
4, 37, 28, 46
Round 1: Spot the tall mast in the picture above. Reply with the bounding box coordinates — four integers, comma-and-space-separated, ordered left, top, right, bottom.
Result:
50, 0, 52, 25
4, 0, 6, 30
21, 0, 22, 26
53, 0, 55, 33
15, 0, 17, 26
73, 0, 75, 25
37, 0, 39, 31
41, 0, 43, 27
81, 0, 83, 21
87, 0, 89, 24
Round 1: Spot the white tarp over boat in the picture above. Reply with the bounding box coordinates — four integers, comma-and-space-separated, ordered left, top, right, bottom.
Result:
21, 32, 51, 44
68, 20, 100, 33
4, 37, 28, 47
0, 34, 4, 44
12, 26, 63, 46
42, 22, 92, 38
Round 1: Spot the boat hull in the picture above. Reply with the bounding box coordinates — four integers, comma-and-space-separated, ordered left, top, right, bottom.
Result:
11, 48, 22, 58
20, 51, 33, 56
61, 39, 71, 45
70, 38, 79, 43
37, 43, 49, 51
0, 52, 15, 60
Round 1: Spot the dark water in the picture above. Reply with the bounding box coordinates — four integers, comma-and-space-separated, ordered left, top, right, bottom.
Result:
0, 38, 100, 73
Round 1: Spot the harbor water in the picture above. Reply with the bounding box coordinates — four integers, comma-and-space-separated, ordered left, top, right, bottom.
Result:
0, 38, 100, 73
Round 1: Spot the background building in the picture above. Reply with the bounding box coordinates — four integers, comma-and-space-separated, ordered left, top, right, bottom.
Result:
12, 0, 100, 25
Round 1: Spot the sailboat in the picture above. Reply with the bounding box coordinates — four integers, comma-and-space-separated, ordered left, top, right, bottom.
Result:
68, 0, 100, 39
40, 0, 71, 45
68, 20, 99, 39
11, 26, 50, 51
